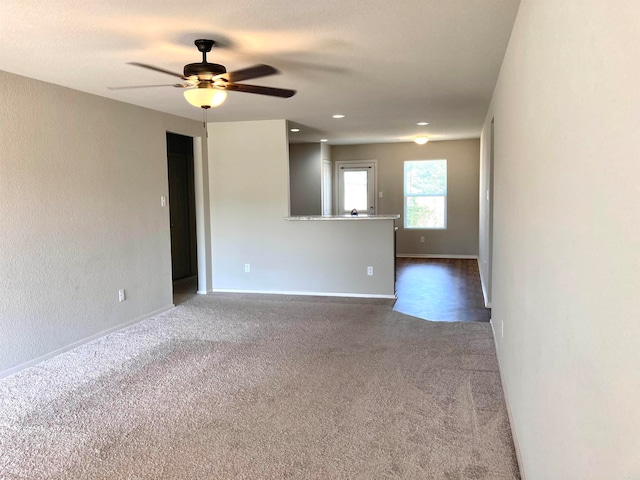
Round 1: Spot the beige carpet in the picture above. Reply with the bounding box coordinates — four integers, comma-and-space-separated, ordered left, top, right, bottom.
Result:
0, 293, 520, 479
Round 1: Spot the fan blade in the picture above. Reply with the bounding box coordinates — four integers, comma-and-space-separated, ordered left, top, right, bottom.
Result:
128, 62, 188, 80
226, 83, 296, 98
221, 64, 279, 83
108, 84, 190, 90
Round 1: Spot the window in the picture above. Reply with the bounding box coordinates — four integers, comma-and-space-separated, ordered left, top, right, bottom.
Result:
404, 160, 447, 229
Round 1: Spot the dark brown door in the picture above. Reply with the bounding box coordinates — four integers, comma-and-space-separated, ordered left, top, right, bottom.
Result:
168, 153, 192, 280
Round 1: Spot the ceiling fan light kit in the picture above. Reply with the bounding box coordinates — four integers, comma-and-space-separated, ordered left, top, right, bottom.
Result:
184, 84, 227, 108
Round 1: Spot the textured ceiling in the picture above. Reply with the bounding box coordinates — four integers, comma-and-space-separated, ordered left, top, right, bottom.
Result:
0, 0, 520, 144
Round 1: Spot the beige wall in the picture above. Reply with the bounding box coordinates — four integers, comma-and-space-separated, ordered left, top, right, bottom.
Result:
484, 0, 640, 477
208, 120, 395, 297
289, 143, 322, 216
0, 70, 204, 375
332, 140, 480, 256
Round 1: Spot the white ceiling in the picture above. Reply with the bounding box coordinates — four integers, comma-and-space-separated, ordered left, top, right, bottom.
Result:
0, 0, 520, 145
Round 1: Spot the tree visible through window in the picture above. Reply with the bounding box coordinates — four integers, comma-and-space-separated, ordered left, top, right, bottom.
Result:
404, 160, 447, 229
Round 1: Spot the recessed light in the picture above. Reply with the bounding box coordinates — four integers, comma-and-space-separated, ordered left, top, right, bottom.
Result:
417, 122, 429, 126
332, 114, 345, 119
320, 139, 328, 142
290, 128, 300, 132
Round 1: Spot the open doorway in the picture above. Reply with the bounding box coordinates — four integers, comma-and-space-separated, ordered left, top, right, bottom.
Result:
167, 132, 197, 305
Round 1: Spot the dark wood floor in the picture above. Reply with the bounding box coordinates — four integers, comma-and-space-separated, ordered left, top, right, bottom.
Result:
394, 257, 490, 322
174, 258, 491, 322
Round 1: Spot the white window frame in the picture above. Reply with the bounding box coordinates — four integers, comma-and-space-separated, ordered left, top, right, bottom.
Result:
403, 159, 447, 230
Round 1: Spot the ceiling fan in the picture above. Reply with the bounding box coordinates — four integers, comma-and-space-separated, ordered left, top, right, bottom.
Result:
110, 39, 296, 109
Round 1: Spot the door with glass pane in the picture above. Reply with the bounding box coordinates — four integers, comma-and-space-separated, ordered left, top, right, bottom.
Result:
336, 161, 377, 215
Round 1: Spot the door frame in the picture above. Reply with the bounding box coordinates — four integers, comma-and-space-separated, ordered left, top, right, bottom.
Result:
334, 159, 378, 215
191, 136, 211, 295
321, 159, 333, 215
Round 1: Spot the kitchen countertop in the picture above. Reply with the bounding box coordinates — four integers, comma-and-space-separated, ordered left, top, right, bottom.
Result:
285, 214, 400, 221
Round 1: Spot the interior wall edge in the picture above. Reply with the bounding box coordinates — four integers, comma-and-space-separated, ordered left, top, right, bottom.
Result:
477, 258, 492, 308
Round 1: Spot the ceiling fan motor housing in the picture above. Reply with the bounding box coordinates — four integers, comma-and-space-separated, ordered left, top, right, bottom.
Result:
184, 62, 227, 78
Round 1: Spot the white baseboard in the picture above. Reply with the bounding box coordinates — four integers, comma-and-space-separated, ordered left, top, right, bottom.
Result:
0, 304, 175, 380
210, 288, 397, 300
489, 319, 527, 480
396, 254, 479, 259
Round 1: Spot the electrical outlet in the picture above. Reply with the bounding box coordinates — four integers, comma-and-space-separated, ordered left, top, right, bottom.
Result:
118, 289, 126, 302
161, 195, 167, 207
379, 191, 384, 198
244, 264, 251, 273
367, 266, 374, 276
420, 236, 425, 243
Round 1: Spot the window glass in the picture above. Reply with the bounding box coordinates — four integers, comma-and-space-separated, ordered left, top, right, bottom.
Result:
343, 170, 369, 211
404, 160, 447, 229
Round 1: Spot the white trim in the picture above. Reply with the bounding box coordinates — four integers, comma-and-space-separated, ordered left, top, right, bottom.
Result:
0, 305, 175, 380
489, 319, 527, 479
196, 290, 208, 295
211, 288, 396, 300
478, 258, 493, 307
193, 135, 210, 295
396, 253, 478, 259
321, 159, 333, 216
